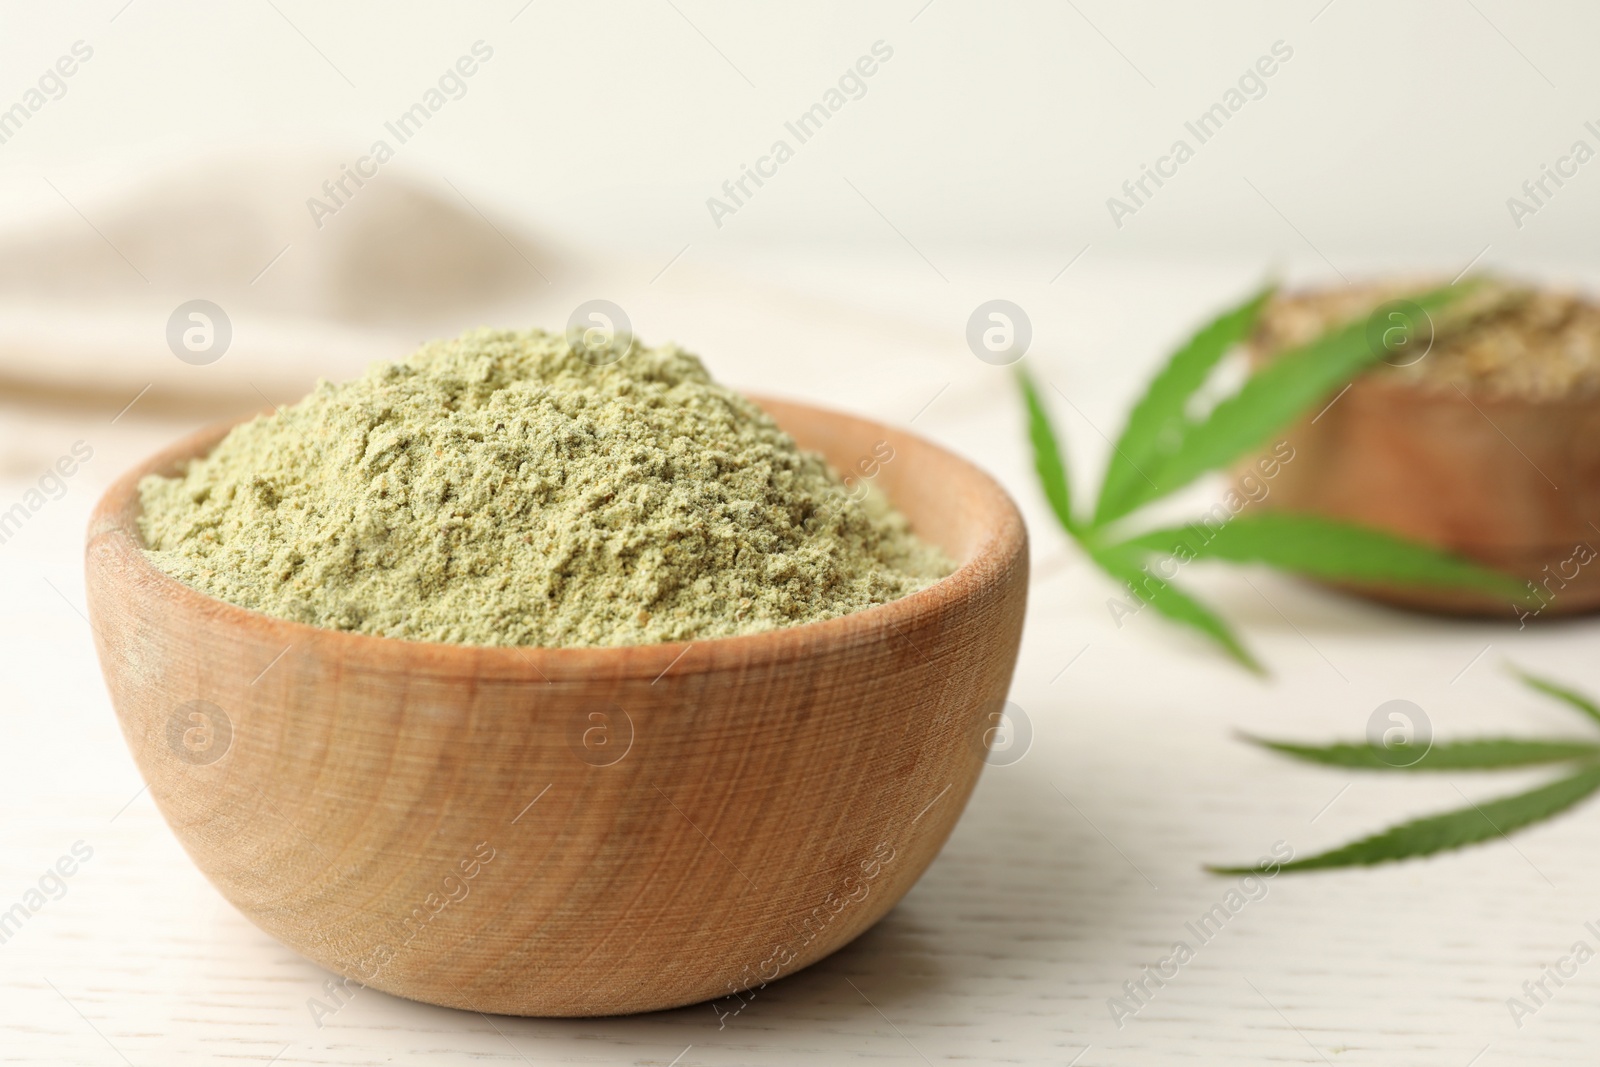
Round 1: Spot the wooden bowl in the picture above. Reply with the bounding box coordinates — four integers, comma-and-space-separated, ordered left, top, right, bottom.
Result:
1249, 372, 1600, 617
83, 396, 1028, 1017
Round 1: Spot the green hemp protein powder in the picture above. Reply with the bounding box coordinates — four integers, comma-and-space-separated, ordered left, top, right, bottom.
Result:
137, 328, 954, 647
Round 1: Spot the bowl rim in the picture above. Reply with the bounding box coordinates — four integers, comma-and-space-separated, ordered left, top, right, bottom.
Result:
87, 393, 1028, 682
1337, 368, 1600, 408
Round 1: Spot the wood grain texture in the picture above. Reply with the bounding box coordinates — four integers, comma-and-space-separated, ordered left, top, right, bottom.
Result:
80, 395, 1029, 1017
1245, 373, 1600, 616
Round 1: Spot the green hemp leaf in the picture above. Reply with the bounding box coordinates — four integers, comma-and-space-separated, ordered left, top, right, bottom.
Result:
1211, 668, 1600, 873
1017, 279, 1524, 671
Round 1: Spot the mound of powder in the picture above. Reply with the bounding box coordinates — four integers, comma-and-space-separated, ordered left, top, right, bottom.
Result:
137, 328, 954, 647
1252, 280, 1600, 400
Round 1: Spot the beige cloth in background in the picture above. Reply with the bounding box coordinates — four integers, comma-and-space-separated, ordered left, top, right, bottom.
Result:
0, 148, 1008, 487
0, 151, 564, 410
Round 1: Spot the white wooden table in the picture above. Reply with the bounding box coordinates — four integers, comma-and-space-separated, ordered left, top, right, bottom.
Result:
4, 257, 1597, 1065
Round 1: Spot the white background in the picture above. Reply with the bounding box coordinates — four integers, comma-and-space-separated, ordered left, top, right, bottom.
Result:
1, 1, 1596, 262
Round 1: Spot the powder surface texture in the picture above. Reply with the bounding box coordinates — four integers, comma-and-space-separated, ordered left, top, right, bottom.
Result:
137, 329, 953, 647
1253, 280, 1600, 400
